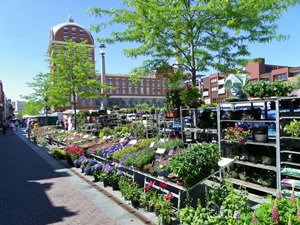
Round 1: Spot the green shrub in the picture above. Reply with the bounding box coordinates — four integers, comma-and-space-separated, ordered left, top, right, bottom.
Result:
50, 147, 67, 159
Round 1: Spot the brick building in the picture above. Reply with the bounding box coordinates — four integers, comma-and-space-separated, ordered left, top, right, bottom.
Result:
101, 74, 169, 108
202, 58, 300, 104
48, 16, 97, 110
49, 16, 168, 109
0, 80, 5, 120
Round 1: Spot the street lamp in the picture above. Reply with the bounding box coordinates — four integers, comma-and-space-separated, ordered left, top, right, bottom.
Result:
99, 43, 106, 110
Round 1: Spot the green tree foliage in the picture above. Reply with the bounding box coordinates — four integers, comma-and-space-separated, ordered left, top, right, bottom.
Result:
23, 72, 53, 115
20, 101, 41, 116
89, 0, 299, 86
48, 40, 105, 129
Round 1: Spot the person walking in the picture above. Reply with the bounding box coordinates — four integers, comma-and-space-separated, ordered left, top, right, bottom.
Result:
2, 120, 9, 135
26, 119, 33, 139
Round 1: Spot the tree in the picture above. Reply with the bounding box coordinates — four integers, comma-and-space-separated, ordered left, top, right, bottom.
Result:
89, 0, 299, 86
48, 40, 104, 129
20, 101, 41, 117
23, 72, 53, 124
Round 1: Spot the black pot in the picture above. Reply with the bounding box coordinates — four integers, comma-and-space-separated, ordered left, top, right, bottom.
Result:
112, 182, 119, 191
131, 200, 140, 208
103, 179, 110, 187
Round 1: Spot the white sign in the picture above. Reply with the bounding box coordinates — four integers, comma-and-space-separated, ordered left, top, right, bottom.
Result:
156, 148, 166, 154
149, 142, 155, 148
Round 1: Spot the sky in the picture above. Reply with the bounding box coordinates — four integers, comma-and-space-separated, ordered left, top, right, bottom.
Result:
0, 1, 300, 101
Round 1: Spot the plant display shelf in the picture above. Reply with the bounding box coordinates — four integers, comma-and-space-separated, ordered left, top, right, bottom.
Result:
228, 178, 277, 196
217, 98, 280, 203
235, 160, 276, 172
180, 107, 218, 143
278, 98, 300, 196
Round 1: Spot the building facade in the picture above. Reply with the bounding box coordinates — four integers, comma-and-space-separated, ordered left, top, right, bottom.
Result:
201, 58, 300, 104
0, 81, 5, 120
13, 100, 26, 116
48, 16, 97, 110
100, 74, 169, 108
49, 17, 169, 109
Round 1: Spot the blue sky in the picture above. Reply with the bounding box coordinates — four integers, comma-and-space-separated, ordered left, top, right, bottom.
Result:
0, 1, 299, 101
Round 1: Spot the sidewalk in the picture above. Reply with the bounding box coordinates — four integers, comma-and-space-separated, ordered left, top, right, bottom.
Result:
0, 129, 156, 225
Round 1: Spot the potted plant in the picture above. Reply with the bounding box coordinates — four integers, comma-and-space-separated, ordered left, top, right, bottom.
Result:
158, 194, 174, 225
179, 86, 202, 108
165, 88, 183, 118
252, 126, 268, 142
127, 185, 142, 208
223, 126, 251, 143
284, 119, 300, 137
65, 145, 84, 166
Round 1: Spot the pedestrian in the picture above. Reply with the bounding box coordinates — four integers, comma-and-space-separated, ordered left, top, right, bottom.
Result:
26, 119, 33, 139
2, 120, 9, 135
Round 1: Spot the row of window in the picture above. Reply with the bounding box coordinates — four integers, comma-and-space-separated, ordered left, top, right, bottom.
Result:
63, 36, 86, 43
107, 87, 166, 95
107, 78, 166, 87
81, 99, 94, 107
64, 27, 84, 35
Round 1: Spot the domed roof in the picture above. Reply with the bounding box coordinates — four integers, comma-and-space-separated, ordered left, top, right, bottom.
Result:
50, 16, 94, 44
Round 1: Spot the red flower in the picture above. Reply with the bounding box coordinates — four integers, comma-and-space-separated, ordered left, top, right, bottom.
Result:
159, 182, 167, 188
164, 192, 174, 201
144, 181, 155, 192
65, 145, 84, 156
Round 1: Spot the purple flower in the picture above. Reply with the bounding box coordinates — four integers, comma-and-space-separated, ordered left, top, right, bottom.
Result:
93, 163, 102, 172
103, 164, 113, 173
74, 159, 81, 168
213, 204, 220, 212
89, 159, 96, 166
84, 165, 91, 175
271, 201, 279, 223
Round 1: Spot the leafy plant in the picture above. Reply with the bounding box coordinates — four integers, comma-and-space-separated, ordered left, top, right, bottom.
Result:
243, 81, 294, 98
179, 86, 202, 108
284, 119, 300, 137
170, 143, 220, 186
223, 126, 251, 143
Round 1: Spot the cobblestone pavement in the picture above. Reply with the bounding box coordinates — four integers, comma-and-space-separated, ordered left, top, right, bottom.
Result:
0, 129, 149, 225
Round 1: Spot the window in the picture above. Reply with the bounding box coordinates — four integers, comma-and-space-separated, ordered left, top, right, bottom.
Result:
152, 80, 156, 86
146, 80, 150, 86
134, 87, 138, 94
146, 88, 150, 95
140, 80, 144, 86
128, 80, 132, 87
72, 27, 76, 34
157, 88, 161, 95
109, 78, 113, 85
122, 87, 126, 94
63, 36, 68, 41
128, 88, 132, 94
81, 99, 86, 106
72, 37, 76, 42
211, 87, 218, 92
163, 80, 166, 87
88, 52, 93, 57
157, 80, 161, 87
140, 87, 144, 94
64, 27, 68, 33
80, 29, 84, 35
109, 88, 113, 94
89, 99, 94, 106
211, 78, 218, 83
152, 88, 156, 94
122, 78, 126, 86
115, 88, 119, 94
115, 78, 119, 86
275, 74, 288, 81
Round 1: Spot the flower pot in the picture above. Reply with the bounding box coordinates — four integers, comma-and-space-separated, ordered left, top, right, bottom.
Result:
146, 204, 155, 212
131, 200, 140, 208
112, 182, 119, 191
253, 134, 268, 142
165, 111, 178, 118
160, 218, 171, 225
67, 157, 74, 167
103, 179, 110, 187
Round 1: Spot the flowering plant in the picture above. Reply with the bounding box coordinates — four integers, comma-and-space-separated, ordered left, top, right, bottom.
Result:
223, 126, 251, 143
65, 145, 84, 160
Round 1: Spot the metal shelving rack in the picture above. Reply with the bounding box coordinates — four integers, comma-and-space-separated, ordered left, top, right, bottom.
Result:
217, 98, 280, 202
180, 107, 218, 143
278, 97, 300, 198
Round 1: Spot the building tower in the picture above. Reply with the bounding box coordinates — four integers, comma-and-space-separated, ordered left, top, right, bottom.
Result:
48, 16, 97, 110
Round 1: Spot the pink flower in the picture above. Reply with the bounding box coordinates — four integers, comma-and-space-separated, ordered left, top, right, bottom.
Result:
290, 186, 296, 205
164, 192, 174, 201
251, 213, 258, 223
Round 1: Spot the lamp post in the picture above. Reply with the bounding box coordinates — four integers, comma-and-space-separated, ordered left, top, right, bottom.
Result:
99, 43, 106, 110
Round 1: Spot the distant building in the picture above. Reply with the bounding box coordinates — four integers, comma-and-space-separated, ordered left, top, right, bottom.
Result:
4, 98, 14, 119
0, 81, 4, 120
201, 58, 300, 104
48, 16, 97, 110
13, 100, 26, 115
100, 74, 169, 108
